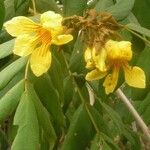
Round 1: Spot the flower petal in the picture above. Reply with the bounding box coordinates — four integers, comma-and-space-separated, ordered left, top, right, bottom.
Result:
30, 45, 51, 77
93, 48, 107, 72
105, 40, 132, 61
4, 16, 38, 36
103, 67, 119, 94
124, 66, 146, 88
41, 11, 63, 33
52, 34, 73, 45
84, 47, 92, 63
84, 47, 95, 69
86, 69, 107, 81
13, 34, 37, 57
41, 11, 62, 26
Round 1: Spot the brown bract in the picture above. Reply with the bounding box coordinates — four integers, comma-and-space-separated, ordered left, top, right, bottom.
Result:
62, 9, 122, 51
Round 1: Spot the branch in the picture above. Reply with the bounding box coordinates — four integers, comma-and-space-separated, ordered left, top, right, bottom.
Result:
116, 88, 150, 142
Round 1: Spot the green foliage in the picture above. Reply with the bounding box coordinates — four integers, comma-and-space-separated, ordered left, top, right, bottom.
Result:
34, 0, 61, 13
0, 57, 27, 90
27, 84, 57, 149
106, 0, 135, 20
0, 80, 24, 123
0, 39, 14, 59
127, 23, 150, 38
0, 0, 150, 149
133, 0, 150, 29
63, 0, 88, 16
12, 90, 39, 150
62, 104, 95, 150
0, 0, 5, 31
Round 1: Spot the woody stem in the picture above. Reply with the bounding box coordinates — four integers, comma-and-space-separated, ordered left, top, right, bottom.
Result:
116, 88, 150, 142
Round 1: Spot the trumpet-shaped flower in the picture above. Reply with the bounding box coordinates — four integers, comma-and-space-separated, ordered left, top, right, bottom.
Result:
4, 11, 73, 76
85, 40, 146, 94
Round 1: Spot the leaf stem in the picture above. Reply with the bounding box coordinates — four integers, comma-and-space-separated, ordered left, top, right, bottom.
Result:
116, 88, 150, 142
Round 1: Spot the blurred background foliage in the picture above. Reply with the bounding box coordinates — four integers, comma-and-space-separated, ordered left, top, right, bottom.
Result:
0, 0, 150, 149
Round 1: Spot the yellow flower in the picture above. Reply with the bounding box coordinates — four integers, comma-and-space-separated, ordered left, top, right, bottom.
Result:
4, 11, 73, 76
84, 47, 107, 71
85, 40, 146, 94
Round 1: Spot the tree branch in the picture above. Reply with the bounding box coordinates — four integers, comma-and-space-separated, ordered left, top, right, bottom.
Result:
116, 88, 150, 142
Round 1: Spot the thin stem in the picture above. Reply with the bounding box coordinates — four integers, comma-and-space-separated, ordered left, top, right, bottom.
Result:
116, 88, 150, 142
61, 50, 100, 133
31, 0, 37, 15
24, 61, 30, 91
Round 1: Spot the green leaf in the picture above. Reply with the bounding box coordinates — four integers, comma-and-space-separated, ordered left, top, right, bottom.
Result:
12, 91, 39, 150
137, 92, 150, 124
99, 101, 123, 134
106, 0, 135, 20
90, 134, 114, 150
126, 23, 150, 38
94, 0, 114, 12
0, 0, 5, 30
69, 36, 86, 73
86, 104, 111, 137
63, 76, 74, 112
98, 100, 137, 146
0, 129, 9, 149
0, 57, 27, 90
0, 80, 24, 123
4, 0, 15, 21
14, 0, 30, 16
64, 0, 88, 16
0, 71, 24, 99
32, 74, 65, 127
27, 84, 57, 149
100, 133, 120, 150
49, 55, 64, 103
0, 39, 14, 59
62, 104, 95, 150
133, 0, 150, 29
34, 0, 61, 13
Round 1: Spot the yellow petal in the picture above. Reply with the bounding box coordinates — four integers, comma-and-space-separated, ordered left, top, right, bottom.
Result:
85, 61, 95, 69
52, 34, 73, 45
84, 47, 95, 69
84, 47, 92, 63
124, 65, 146, 88
93, 48, 107, 72
86, 69, 107, 81
41, 11, 62, 26
105, 40, 132, 61
41, 11, 63, 34
41, 11, 65, 38
4, 16, 37, 36
103, 67, 119, 94
30, 45, 51, 77
13, 34, 37, 56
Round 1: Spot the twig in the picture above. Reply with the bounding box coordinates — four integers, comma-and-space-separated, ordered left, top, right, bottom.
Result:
116, 88, 150, 142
